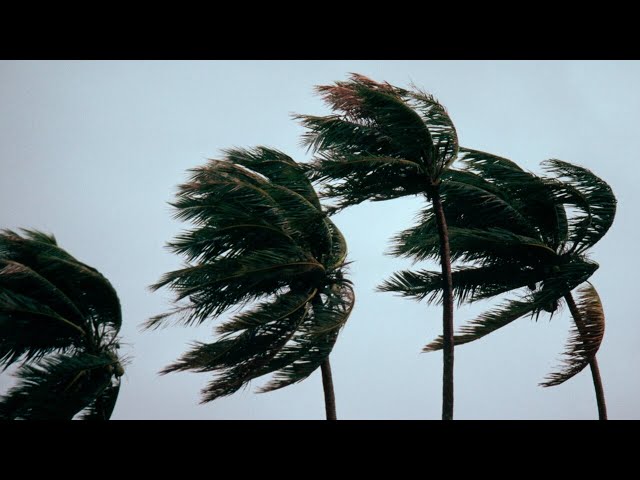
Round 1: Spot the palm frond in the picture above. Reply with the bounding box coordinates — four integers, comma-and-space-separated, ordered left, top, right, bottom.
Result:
149, 247, 324, 327
379, 263, 542, 306
541, 283, 605, 387
391, 226, 557, 265
0, 230, 122, 332
0, 288, 85, 367
404, 87, 459, 174
308, 152, 425, 213
438, 169, 539, 237
323, 217, 348, 269
223, 148, 319, 210
77, 381, 121, 420
542, 159, 617, 253
257, 281, 355, 393
162, 289, 315, 402
0, 352, 118, 420
459, 149, 568, 249
424, 259, 598, 351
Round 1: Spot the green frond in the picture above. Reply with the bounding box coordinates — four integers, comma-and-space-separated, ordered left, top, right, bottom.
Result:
405, 87, 459, 172
0, 288, 85, 367
438, 169, 539, 237
223, 146, 322, 209
424, 259, 598, 351
323, 217, 348, 269
0, 259, 85, 324
541, 283, 605, 387
150, 247, 324, 327
0, 352, 119, 420
172, 156, 332, 258
308, 153, 425, 212
163, 290, 314, 402
18, 229, 57, 246
77, 381, 121, 420
257, 281, 355, 393
0, 229, 123, 419
379, 263, 541, 306
542, 159, 617, 253
215, 290, 318, 335
459, 149, 568, 249
392, 226, 557, 265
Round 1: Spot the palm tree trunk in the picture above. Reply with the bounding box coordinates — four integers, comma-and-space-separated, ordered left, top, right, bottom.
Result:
320, 357, 337, 420
431, 186, 455, 420
563, 293, 607, 420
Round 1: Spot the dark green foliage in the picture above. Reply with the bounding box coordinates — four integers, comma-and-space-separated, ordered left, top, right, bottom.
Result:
0, 230, 124, 420
148, 147, 354, 403
296, 74, 459, 213
385, 150, 616, 387
541, 283, 605, 387
0, 352, 120, 420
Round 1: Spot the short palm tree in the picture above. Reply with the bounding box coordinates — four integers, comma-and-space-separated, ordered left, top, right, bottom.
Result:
0, 229, 124, 420
380, 149, 616, 419
297, 74, 459, 419
146, 147, 354, 420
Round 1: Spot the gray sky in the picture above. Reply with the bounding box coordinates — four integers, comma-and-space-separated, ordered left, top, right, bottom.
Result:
1, 60, 638, 419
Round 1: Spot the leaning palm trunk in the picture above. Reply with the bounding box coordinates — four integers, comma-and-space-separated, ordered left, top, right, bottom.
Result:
320, 358, 337, 420
430, 186, 455, 420
564, 293, 607, 420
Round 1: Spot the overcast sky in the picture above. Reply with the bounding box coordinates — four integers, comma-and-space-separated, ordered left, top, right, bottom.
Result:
1, 60, 638, 419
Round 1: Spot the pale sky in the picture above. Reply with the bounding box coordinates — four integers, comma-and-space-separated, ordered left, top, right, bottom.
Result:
1, 60, 638, 419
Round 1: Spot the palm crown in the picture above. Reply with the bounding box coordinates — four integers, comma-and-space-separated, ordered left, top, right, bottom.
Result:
0, 229, 124, 420
297, 73, 459, 210
146, 147, 354, 403
381, 149, 616, 387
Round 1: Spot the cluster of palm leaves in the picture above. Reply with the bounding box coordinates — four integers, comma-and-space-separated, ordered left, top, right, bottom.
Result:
0, 230, 124, 420
379, 149, 614, 418
0, 73, 616, 420
145, 148, 354, 419
297, 74, 616, 419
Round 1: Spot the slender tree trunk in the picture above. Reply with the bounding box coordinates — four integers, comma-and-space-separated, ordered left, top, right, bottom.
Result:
564, 293, 607, 420
431, 186, 455, 420
320, 357, 337, 420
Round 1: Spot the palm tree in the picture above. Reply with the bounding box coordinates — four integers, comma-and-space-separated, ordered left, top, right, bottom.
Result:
380, 149, 616, 419
297, 74, 459, 419
0, 229, 124, 420
146, 147, 354, 420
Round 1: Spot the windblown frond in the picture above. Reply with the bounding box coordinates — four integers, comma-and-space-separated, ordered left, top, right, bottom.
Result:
0, 229, 125, 419
0, 352, 118, 420
259, 280, 354, 393
425, 259, 598, 351
541, 283, 605, 387
379, 263, 541, 306
542, 159, 617, 254
78, 381, 121, 420
392, 226, 557, 265
459, 149, 568, 249
296, 74, 459, 212
150, 148, 354, 404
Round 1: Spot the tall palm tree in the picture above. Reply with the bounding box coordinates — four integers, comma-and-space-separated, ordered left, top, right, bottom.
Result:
0, 229, 124, 420
146, 147, 354, 420
380, 149, 616, 419
297, 74, 459, 419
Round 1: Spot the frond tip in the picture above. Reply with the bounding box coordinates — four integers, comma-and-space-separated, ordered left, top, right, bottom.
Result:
541, 283, 605, 387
